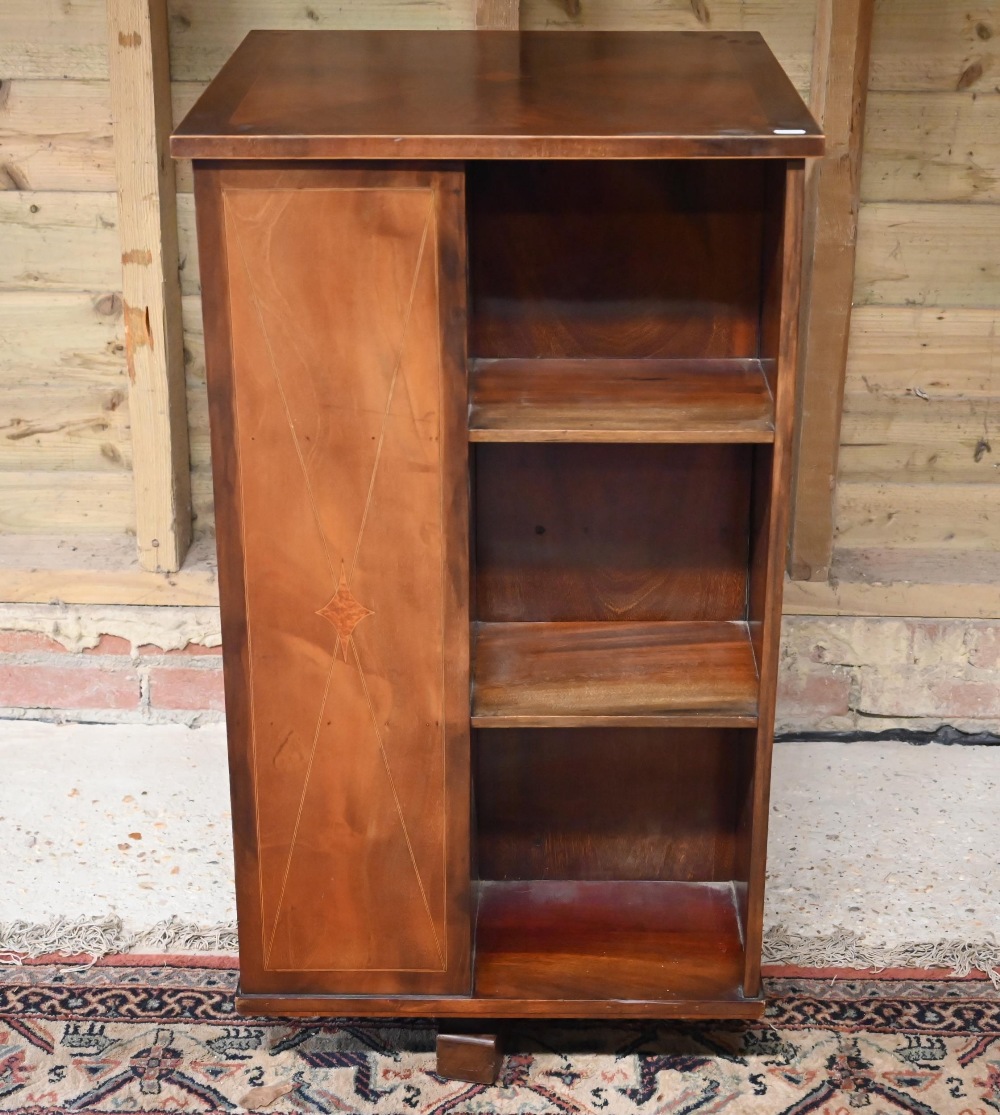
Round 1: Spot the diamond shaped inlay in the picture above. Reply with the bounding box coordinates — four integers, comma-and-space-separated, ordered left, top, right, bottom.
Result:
317, 567, 374, 660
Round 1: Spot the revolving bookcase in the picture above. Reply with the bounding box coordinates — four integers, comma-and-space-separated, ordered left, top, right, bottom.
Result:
172, 27, 822, 1042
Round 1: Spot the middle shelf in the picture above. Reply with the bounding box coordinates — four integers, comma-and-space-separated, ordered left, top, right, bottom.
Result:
468, 357, 775, 443
471, 620, 759, 729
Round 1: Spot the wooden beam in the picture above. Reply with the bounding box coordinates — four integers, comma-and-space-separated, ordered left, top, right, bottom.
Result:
476, 0, 519, 30
106, 0, 192, 572
788, 0, 874, 581
0, 535, 218, 606
7, 558, 998, 616
782, 577, 1000, 621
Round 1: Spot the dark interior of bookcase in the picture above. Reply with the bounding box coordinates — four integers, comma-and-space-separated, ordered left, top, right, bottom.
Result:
462, 159, 783, 1004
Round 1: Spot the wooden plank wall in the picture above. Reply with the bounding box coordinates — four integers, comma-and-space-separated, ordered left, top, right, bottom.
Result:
0, 3, 133, 538
174, 0, 818, 539
0, 0, 475, 557
0, 1, 816, 562
829, 0, 1000, 599
3, 0, 996, 618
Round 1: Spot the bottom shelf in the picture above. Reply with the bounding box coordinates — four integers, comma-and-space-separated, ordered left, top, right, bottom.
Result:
475, 879, 748, 1006
235, 879, 760, 1020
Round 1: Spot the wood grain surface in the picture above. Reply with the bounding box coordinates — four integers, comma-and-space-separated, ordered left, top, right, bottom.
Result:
471, 621, 759, 727
474, 443, 753, 623
474, 880, 747, 1003
107, 0, 191, 572
469, 358, 775, 443
195, 163, 470, 997
468, 161, 766, 361
474, 727, 754, 882
436, 1032, 504, 1085
171, 31, 821, 160
178, 27, 818, 1020
743, 161, 806, 997
236, 988, 764, 1021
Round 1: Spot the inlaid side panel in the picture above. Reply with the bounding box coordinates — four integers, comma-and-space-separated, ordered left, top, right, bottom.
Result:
195, 164, 470, 996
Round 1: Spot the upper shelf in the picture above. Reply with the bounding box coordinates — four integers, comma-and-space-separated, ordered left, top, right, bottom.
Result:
171, 31, 823, 161
469, 358, 775, 443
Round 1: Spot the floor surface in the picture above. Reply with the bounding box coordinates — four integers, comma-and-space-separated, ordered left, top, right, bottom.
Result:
0, 720, 997, 953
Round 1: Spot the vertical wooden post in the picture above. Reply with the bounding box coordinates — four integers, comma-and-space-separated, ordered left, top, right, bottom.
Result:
107, 0, 192, 572
476, 0, 519, 29
788, 0, 874, 581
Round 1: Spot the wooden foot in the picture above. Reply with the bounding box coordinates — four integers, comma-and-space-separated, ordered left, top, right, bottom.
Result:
436, 1031, 503, 1084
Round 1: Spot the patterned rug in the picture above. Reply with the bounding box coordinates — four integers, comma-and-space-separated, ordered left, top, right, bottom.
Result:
1, 963, 999, 1113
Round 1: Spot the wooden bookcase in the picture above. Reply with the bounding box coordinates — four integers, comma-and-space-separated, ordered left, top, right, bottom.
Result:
173, 28, 822, 1049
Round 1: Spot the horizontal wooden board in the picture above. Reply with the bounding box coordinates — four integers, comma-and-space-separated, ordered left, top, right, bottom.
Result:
2, 572, 995, 625
835, 481, 1000, 549
469, 358, 775, 443
519, 0, 814, 97
833, 546, 1000, 586
0, 192, 120, 292
854, 202, 1000, 307
0, 292, 125, 385
8, 0, 987, 94
840, 446, 1000, 485
782, 571, 1000, 619
4, 0, 476, 81
168, 0, 472, 82
0, 472, 134, 534
0, 79, 113, 191
472, 620, 758, 727
0, 534, 219, 606
237, 987, 763, 1020
0, 385, 131, 472
869, 0, 998, 92
842, 394, 997, 440
5, 549, 997, 615
0, 0, 108, 79
475, 880, 747, 1005
846, 307, 1000, 398
862, 92, 1000, 204
171, 32, 822, 160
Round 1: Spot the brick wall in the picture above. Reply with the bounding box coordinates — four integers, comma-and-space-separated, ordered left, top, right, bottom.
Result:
778, 617, 1000, 737
0, 622, 224, 725
0, 605, 998, 736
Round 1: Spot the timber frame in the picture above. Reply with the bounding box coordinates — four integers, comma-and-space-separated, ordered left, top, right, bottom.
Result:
106, 0, 192, 572
788, 0, 874, 582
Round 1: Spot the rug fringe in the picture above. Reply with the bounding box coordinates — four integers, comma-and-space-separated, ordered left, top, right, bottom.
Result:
0, 915, 238, 966
764, 926, 1000, 989
2, 917, 997, 989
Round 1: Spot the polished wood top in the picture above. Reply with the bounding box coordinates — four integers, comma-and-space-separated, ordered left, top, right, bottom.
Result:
171, 30, 822, 160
